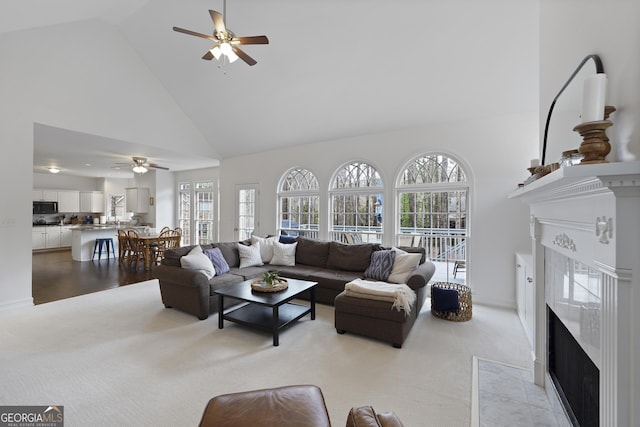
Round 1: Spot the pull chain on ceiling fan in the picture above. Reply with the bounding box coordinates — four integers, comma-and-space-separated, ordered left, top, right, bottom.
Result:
173, 0, 269, 66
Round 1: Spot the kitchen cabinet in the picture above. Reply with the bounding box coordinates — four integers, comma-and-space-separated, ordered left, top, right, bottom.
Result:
32, 225, 68, 250
32, 228, 47, 250
80, 191, 104, 213
58, 191, 80, 213
515, 252, 534, 348
33, 190, 58, 202
126, 187, 150, 213
60, 226, 73, 247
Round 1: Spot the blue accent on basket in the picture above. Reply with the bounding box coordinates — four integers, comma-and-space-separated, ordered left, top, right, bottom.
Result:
432, 287, 460, 312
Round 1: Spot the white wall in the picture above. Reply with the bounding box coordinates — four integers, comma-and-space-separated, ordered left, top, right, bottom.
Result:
540, 0, 639, 162
220, 113, 538, 308
0, 20, 213, 309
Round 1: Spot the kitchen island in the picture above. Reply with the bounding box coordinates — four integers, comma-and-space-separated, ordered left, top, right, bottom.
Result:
71, 225, 119, 261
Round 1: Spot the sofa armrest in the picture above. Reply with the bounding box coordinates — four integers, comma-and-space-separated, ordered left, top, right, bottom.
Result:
405, 260, 436, 291
345, 406, 404, 427
153, 264, 209, 290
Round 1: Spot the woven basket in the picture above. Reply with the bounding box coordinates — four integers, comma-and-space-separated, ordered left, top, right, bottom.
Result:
430, 282, 472, 322
251, 278, 288, 293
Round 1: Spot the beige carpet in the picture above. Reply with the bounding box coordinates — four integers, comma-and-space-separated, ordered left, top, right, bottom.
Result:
0, 280, 532, 427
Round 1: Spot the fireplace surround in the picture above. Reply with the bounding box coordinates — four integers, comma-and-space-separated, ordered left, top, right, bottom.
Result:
510, 161, 640, 426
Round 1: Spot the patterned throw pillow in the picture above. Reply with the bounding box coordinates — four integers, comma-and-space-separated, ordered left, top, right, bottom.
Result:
363, 250, 397, 281
270, 241, 297, 266
237, 242, 263, 268
203, 247, 230, 275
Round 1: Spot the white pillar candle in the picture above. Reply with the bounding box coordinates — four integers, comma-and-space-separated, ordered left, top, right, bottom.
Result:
530, 159, 539, 168
581, 73, 607, 123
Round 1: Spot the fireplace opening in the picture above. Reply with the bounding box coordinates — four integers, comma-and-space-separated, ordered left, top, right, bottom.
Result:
548, 307, 599, 426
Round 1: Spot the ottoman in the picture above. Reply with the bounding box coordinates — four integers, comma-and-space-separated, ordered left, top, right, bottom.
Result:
334, 290, 421, 348
199, 385, 331, 427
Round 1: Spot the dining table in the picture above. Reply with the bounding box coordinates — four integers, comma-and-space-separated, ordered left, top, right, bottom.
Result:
124, 232, 181, 271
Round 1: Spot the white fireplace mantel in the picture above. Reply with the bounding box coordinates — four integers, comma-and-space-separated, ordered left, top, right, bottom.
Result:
509, 161, 640, 427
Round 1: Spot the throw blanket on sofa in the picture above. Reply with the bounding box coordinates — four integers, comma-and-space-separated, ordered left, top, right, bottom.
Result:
344, 279, 416, 316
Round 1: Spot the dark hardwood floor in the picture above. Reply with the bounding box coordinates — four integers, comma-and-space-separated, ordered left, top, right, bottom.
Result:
32, 249, 154, 305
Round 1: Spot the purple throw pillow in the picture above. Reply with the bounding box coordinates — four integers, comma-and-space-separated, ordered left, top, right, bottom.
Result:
203, 247, 230, 276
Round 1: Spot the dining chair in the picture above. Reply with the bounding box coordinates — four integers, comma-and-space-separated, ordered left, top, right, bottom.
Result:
126, 229, 145, 269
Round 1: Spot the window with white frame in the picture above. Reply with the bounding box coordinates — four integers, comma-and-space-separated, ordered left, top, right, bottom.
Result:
397, 154, 468, 281
194, 181, 215, 244
277, 168, 319, 238
178, 183, 191, 244
178, 180, 216, 245
330, 161, 383, 244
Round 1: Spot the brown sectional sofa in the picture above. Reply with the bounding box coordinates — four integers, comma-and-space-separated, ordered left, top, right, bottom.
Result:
153, 236, 436, 322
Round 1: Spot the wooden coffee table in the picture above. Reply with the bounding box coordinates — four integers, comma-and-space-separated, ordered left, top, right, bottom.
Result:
214, 278, 317, 346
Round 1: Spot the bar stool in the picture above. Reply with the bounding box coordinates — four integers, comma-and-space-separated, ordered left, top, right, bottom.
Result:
92, 238, 115, 261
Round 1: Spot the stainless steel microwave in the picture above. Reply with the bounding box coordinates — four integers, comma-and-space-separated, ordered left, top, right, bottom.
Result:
33, 201, 58, 214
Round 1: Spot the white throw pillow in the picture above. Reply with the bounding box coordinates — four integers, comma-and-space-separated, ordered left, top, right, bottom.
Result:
251, 235, 277, 263
387, 247, 421, 284
238, 242, 264, 268
270, 241, 297, 266
180, 245, 216, 279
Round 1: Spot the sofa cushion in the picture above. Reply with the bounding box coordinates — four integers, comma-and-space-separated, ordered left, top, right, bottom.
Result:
326, 241, 374, 272
203, 247, 231, 276
180, 246, 215, 279
238, 242, 264, 268
213, 242, 242, 268
363, 250, 396, 281
161, 245, 196, 267
295, 236, 330, 268
270, 241, 297, 266
387, 248, 421, 284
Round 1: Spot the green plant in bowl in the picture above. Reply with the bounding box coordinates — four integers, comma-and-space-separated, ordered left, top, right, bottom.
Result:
263, 271, 280, 287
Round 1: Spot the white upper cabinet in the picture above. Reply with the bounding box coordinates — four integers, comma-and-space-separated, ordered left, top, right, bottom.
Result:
126, 187, 150, 213
58, 191, 80, 213
33, 190, 58, 202
80, 191, 104, 213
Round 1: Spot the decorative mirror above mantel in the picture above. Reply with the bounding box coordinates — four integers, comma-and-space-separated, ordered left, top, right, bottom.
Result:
542, 55, 604, 166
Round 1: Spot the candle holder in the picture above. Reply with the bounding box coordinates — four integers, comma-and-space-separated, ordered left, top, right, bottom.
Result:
573, 106, 616, 164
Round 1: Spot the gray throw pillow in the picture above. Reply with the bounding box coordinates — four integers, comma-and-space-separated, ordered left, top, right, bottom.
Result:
363, 250, 396, 281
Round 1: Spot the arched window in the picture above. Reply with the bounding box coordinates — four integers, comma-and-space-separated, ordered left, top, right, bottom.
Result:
277, 168, 319, 238
397, 154, 468, 282
330, 161, 383, 243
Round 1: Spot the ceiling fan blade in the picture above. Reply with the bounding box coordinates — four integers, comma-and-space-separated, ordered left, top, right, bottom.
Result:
202, 50, 214, 61
232, 46, 257, 66
148, 164, 169, 170
209, 10, 226, 35
173, 26, 217, 42
233, 35, 269, 45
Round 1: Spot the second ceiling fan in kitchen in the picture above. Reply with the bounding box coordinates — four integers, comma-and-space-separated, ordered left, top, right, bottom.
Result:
114, 157, 169, 175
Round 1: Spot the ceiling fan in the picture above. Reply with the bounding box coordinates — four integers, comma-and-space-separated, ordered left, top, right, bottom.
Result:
172, 1, 269, 66
115, 157, 169, 175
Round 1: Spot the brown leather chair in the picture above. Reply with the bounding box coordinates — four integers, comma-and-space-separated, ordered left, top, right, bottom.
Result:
198, 385, 404, 427
199, 385, 331, 427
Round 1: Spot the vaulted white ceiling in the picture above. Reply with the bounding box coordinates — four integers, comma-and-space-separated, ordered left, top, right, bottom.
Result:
3, 0, 539, 177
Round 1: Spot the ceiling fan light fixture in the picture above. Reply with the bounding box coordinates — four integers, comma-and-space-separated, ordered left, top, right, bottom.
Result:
48, 167, 60, 174
132, 165, 148, 174
227, 49, 239, 63
210, 45, 222, 60
220, 42, 232, 56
